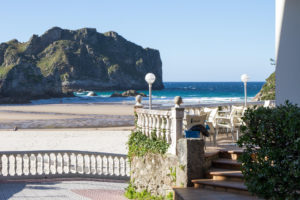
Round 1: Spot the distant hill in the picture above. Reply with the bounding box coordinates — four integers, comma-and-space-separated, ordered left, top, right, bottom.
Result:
253, 72, 275, 101
0, 27, 163, 103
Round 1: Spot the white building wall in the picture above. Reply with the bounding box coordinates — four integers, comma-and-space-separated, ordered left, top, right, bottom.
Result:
276, 0, 300, 105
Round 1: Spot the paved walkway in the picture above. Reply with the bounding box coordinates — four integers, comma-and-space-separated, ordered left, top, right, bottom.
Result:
0, 180, 128, 200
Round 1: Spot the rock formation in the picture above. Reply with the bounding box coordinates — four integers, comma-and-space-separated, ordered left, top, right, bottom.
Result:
110, 90, 147, 97
0, 27, 163, 103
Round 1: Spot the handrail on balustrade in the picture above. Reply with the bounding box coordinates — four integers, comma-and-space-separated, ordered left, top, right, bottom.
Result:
0, 150, 127, 158
135, 108, 171, 117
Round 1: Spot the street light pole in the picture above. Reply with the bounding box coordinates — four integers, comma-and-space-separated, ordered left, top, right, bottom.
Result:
241, 74, 249, 107
244, 81, 247, 106
145, 73, 156, 110
149, 84, 152, 109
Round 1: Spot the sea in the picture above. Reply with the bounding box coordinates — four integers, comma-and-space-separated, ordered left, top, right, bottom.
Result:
31, 82, 265, 106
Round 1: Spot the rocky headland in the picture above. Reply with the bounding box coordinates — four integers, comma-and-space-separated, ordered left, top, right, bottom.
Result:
0, 27, 163, 103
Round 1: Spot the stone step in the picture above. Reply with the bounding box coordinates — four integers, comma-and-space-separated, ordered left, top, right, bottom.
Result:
212, 159, 241, 170
219, 150, 243, 161
192, 179, 250, 195
206, 168, 244, 182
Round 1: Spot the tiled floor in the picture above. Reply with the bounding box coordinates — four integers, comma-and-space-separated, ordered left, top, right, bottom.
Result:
0, 180, 128, 200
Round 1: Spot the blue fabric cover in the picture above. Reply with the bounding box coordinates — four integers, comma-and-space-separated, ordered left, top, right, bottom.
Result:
184, 130, 200, 138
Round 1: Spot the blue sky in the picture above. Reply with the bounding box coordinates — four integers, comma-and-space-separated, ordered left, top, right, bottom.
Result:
0, 0, 274, 82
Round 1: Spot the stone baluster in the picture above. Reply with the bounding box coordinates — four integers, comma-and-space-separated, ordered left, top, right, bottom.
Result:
56, 153, 59, 174
160, 116, 166, 140
23, 154, 28, 176
82, 154, 85, 174
7, 155, 11, 176
140, 114, 144, 131
29, 154, 32, 175
38, 154, 42, 175
90, 154, 93, 174
88, 154, 91, 174
14, 154, 17, 176
156, 115, 161, 138
35, 153, 38, 175
20, 154, 23, 176
68, 153, 71, 174
166, 117, 171, 143
148, 114, 152, 136
118, 157, 122, 176
74, 153, 77, 174
151, 114, 156, 137
106, 156, 109, 175
144, 114, 148, 136
96, 155, 100, 175
112, 157, 115, 175
42, 153, 45, 175
101, 155, 105, 175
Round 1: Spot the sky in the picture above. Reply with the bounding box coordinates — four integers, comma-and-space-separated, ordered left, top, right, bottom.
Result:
0, 0, 275, 82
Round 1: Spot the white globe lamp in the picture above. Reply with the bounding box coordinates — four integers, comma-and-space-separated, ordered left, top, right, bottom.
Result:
145, 73, 156, 109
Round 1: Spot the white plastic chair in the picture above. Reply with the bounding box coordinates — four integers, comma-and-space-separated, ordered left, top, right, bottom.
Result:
215, 106, 245, 145
203, 107, 218, 144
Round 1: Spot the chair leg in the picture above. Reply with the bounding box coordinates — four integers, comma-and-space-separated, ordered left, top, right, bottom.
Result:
214, 128, 218, 146
231, 128, 234, 141
226, 128, 229, 138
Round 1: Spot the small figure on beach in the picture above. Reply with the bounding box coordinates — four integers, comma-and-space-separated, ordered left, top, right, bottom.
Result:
13, 126, 18, 131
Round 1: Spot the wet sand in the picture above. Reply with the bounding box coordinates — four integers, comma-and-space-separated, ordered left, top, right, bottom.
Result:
0, 103, 135, 129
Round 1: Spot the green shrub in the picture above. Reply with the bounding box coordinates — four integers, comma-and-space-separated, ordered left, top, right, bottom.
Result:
125, 182, 173, 200
237, 101, 300, 199
127, 130, 169, 161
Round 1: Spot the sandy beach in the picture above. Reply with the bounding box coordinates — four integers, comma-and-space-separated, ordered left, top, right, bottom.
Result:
0, 103, 135, 129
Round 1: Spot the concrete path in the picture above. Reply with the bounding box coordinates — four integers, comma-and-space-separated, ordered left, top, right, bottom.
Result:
0, 180, 128, 200
174, 188, 259, 200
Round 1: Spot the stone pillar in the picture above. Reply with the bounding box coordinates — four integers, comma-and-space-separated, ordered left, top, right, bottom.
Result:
168, 107, 184, 155
134, 95, 143, 127
276, 0, 300, 105
176, 138, 205, 187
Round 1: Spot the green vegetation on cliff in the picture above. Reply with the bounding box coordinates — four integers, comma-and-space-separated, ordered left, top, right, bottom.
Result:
254, 72, 275, 100
37, 41, 69, 76
0, 65, 15, 79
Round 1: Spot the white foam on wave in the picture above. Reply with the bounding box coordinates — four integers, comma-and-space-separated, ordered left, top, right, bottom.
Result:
149, 96, 252, 106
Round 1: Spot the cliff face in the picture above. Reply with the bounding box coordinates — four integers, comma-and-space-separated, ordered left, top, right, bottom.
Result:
0, 27, 163, 102
253, 72, 275, 101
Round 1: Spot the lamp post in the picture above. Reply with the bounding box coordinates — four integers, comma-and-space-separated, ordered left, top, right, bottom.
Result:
241, 74, 249, 107
145, 73, 156, 110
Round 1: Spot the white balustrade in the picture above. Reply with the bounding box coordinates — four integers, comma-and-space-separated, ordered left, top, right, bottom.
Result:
134, 96, 271, 154
0, 151, 129, 180
135, 107, 184, 155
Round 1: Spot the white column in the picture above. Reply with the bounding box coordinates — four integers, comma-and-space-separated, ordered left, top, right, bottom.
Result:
276, 0, 300, 105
